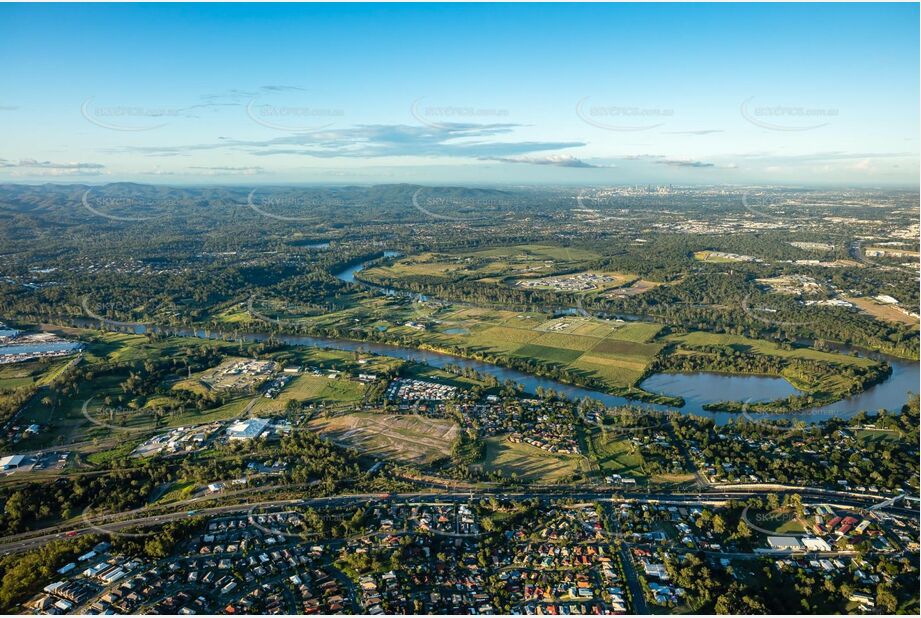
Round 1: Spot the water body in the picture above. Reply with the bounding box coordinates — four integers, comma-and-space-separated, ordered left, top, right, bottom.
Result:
0, 341, 82, 356
73, 316, 917, 427
639, 373, 802, 408
335, 251, 400, 284
807, 355, 918, 417
332, 255, 919, 424
66, 256, 918, 427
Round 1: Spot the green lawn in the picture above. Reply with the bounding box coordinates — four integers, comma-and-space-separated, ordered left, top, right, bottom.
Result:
586, 429, 647, 483
0, 358, 75, 391
155, 480, 198, 503
483, 436, 589, 483
166, 397, 254, 426
855, 428, 903, 445
252, 374, 364, 414
665, 332, 876, 367
86, 439, 141, 465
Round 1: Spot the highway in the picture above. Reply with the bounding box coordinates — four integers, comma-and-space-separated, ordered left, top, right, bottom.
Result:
1, 486, 916, 556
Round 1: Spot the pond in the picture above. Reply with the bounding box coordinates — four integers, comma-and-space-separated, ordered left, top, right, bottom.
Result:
68, 251, 919, 426
638, 372, 803, 411
72, 316, 918, 427
0, 341, 83, 356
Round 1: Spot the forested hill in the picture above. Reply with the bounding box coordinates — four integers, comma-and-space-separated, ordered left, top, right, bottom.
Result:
0, 183, 521, 225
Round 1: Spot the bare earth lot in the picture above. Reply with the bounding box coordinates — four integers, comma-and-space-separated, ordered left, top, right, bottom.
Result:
308, 412, 458, 465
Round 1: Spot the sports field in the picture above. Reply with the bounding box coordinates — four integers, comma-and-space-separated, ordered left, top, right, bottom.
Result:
745, 508, 807, 534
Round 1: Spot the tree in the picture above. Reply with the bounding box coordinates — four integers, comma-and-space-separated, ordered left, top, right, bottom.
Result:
715, 584, 767, 614
735, 519, 752, 539
766, 493, 780, 511
876, 585, 898, 613
785, 493, 804, 518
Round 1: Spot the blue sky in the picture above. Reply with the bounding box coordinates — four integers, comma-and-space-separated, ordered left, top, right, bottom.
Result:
0, 2, 918, 186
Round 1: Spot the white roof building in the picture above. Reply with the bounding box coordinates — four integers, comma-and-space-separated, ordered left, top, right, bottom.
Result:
226, 418, 270, 441
0, 455, 25, 470
643, 562, 669, 579
801, 537, 832, 552
767, 536, 802, 550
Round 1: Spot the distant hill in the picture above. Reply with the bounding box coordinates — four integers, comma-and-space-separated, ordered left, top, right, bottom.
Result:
0, 183, 524, 225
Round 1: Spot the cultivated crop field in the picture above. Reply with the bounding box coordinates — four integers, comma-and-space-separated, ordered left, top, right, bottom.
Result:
332, 301, 673, 393
422, 313, 667, 390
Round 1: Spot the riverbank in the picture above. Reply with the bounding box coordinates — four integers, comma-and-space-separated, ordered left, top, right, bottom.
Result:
37, 316, 920, 427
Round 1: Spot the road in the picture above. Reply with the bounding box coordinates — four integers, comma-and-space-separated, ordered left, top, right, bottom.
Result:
0, 486, 916, 557
619, 546, 649, 614
664, 417, 708, 489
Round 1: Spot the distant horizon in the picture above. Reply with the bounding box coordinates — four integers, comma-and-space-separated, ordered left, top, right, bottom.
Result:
2, 180, 919, 191
1, 3, 918, 186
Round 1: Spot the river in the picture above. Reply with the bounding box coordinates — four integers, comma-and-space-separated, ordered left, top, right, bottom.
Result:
67, 256, 919, 426
71, 323, 917, 428
334, 254, 918, 422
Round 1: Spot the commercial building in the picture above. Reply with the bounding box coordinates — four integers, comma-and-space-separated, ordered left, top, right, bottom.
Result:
801, 537, 832, 552
0, 454, 25, 470
767, 536, 802, 551
226, 418, 270, 441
